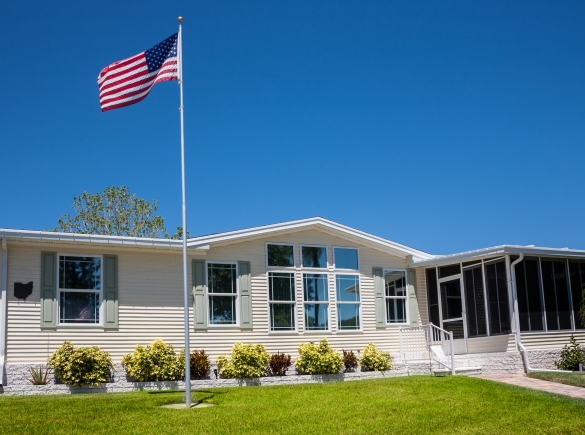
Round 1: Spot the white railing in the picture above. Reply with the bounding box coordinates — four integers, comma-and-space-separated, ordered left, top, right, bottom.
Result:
399, 323, 455, 375
398, 325, 429, 361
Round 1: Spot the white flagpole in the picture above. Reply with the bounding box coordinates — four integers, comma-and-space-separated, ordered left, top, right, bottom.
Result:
177, 16, 191, 408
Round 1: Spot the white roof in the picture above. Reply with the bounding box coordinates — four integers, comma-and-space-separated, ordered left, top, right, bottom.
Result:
0, 217, 434, 260
411, 244, 585, 268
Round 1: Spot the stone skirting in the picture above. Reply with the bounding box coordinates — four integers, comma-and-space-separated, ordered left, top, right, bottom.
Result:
0, 349, 564, 396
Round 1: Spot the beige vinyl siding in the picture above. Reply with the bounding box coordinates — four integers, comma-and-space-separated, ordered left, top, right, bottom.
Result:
520, 331, 585, 350
415, 268, 428, 325
4, 229, 412, 364
466, 335, 516, 353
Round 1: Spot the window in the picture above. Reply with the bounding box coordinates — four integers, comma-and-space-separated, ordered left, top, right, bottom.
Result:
336, 274, 360, 330
334, 248, 358, 270
426, 268, 440, 327
207, 263, 237, 325
541, 260, 572, 331
384, 270, 407, 324
268, 272, 296, 331
267, 244, 294, 268
516, 258, 545, 332
58, 255, 101, 324
303, 273, 329, 330
301, 246, 327, 268
569, 261, 585, 329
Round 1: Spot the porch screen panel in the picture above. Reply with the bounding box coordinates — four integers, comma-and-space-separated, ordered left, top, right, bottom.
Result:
569, 261, 585, 329
425, 268, 440, 327
516, 258, 544, 332
485, 261, 511, 335
554, 261, 571, 330
464, 266, 487, 337
541, 260, 572, 330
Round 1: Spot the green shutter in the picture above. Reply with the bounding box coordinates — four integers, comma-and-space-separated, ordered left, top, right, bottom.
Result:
407, 269, 419, 326
238, 261, 253, 329
103, 255, 118, 329
40, 252, 57, 329
192, 260, 207, 330
373, 267, 385, 327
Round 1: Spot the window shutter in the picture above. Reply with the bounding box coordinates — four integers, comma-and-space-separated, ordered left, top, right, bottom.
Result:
40, 252, 57, 329
373, 267, 385, 327
238, 261, 253, 329
407, 269, 419, 326
192, 260, 207, 330
103, 255, 118, 329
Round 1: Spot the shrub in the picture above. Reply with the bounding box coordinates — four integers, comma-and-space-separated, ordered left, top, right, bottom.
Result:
27, 365, 52, 385
190, 349, 210, 379
555, 335, 585, 371
217, 343, 270, 379
295, 338, 343, 375
269, 352, 292, 376
360, 343, 393, 371
122, 339, 184, 382
48, 341, 113, 387
342, 350, 359, 373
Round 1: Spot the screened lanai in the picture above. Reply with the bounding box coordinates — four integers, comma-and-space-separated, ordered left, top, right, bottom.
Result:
412, 246, 585, 354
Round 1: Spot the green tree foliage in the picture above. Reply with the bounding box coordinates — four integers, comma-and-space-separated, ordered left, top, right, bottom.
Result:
48, 341, 113, 387
52, 186, 185, 239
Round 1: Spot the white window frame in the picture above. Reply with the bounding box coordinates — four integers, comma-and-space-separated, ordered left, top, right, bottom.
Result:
302, 272, 330, 332
266, 271, 298, 333
332, 246, 360, 271
300, 245, 329, 270
265, 242, 296, 269
206, 261, 239, 327
383, 268, 409, 326
335, 273, 362, 332
56, 253, 103, 328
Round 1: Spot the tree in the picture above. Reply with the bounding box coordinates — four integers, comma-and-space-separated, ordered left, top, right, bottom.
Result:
52, 186, 184, 239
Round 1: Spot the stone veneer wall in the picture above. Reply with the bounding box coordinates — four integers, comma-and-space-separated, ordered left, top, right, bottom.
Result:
0, 349, 564, 396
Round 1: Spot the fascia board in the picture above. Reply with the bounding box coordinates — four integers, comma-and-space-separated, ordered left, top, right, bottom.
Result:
186, 217, 434, 260
0, 229, 208, 250
411, 245, 585, 268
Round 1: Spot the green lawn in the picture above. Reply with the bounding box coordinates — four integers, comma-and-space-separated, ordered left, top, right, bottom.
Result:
529, 371, 585, 388
1, 376, 584, 435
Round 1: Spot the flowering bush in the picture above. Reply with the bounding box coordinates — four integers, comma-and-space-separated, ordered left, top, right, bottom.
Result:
269, 352, 292, 376
295, 338, 343, 375
360, 343, 393, 371
190, 349, 210, 379
122, 339, 184, 382
217, 343, 270, 379
48, 341, 113, 387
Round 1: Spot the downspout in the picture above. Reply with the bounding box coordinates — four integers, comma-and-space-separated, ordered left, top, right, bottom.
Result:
510, 253, 571, 373
0, 237, 7, 385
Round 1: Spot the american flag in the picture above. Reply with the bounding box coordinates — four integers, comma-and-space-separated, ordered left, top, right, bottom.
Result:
97, 34, 178, 112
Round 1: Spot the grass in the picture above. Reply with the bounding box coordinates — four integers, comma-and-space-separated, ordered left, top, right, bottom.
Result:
529, 371, 585, 388
0, 376, 584, 435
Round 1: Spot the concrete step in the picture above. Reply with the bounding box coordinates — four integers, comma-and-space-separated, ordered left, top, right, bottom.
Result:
432, 366, 482, 376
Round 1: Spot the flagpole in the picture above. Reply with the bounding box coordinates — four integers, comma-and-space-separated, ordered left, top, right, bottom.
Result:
178, 16, 191, 408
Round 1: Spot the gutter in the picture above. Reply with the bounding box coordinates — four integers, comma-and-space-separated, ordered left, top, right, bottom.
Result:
510, 253, 571, 374
0, 237, 7, 385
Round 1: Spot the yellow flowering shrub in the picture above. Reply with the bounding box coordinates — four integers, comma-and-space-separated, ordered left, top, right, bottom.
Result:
360, 343, 393, 371
122, 339, 184, 382
217, 342, 270, 378
295, 338, 343, 375
48, 341, 113, 387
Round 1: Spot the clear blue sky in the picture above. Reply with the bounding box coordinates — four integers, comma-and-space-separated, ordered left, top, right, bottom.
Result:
1, 1, 584, 255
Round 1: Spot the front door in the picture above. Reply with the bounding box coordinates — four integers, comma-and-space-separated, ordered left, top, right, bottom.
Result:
438, 275, 467, 354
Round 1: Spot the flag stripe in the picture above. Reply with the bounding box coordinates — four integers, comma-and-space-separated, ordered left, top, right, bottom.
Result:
97, 34, 178, 112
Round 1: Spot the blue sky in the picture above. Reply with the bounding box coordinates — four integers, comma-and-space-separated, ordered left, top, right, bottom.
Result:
1, 1, 584, 254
